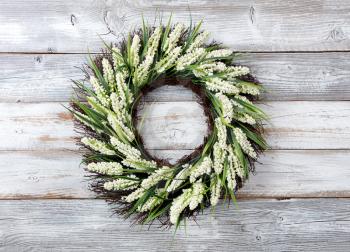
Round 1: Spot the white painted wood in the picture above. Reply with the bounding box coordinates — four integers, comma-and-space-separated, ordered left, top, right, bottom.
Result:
0, 199, 349, 251
1, 101, 350, 151
2, 53, 350, 102
1, 1, 350, 52
0, 151, 92, 199
1, 150, 349, 199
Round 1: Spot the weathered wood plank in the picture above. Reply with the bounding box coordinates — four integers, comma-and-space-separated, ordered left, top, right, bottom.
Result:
1, 1, 350, 52
1, 101, 350, 151
0, 199, 349, 251
2, 53, 350, 102
1, 150, 349, 199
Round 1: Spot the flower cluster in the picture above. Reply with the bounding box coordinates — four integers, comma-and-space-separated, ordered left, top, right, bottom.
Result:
72, 21, 266, 227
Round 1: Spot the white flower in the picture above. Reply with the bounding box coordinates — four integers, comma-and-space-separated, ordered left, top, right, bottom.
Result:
81, 137, 115, 155
112, 47, 129, 78
134, 27, 162, 85
122, 158, 157, 170
103, 175, 139, 191
167, 164, 191, 192
110, 92, 129, 123
155, 46, 182, 73
176, 48, 205, 71
187, 31, 210, 52
130, 34, 140, 67
164, 23, 184, 54
215, 93, 233, 122
228, 146, 245, 179
110, 137, 141, 159
170, 181, 206, 223
233, 127, 257, 159
138, 195, 162, 212
239, 82, 260, 96
189, 181, 205, 210
206, 49, 232, 59
234, 113, 256, 125
122, 187, 145, 203
226, 66, 250, 78
205, 78, 239, 94
210, 176, 221, 206
193, 62, 226, 77
107, 112, 135, 142
215, 118, 227, 146
213, 142, 225, 174
213, 119, 228, 174
189, 157, 212, 183
141, 166, 172, 189
87, 162, 123, 175
102, 58, 115, 91
235, 94, 253, 105
90, 76, 110, 107
169, 188, 192, 224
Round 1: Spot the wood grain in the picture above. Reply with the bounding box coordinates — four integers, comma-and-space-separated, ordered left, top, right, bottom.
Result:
1, 1, 350, 53
1, 150, 349, 199
2, 101, 350, 151
0, 199, 349, 251
2, 53, 350, 102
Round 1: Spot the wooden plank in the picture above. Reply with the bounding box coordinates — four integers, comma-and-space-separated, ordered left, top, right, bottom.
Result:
0, 151, 92, 199
1, 101, 350, 151
2, 53, 350, 103
1, 150, 349, 199
0, 1, 350, 52
0, 199, 349, 251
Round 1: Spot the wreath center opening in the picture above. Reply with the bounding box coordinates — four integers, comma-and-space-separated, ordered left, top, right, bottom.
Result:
134, 77, 213, 166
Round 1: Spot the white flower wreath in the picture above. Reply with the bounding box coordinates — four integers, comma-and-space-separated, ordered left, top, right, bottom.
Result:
70, 19, 267, 227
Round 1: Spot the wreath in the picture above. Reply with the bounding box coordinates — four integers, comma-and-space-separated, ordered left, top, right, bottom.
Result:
70, 20, 267, 227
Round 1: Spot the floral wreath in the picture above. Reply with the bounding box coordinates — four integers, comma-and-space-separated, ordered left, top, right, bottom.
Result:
70, 19, 267, 227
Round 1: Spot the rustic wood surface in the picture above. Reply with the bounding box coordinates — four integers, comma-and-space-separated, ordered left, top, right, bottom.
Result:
1, 0, 350, 251
1, 199, 350, 252
2, 53, 350, 102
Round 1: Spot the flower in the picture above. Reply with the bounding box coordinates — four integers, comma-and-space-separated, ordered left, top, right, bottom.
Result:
111, 47, 129, 78
176, 48, 205, 71
163, 23, 184, 54
81, 137, 115, 155
130, 34, 140, 67
87, 162, 123, 175
206, 49, 232, 59
110, 137, 141, 159
189, 157, 212, 183
187, 31, 210, 52
107, 112, 135, 142
102, 58, 115, 91
167, 164, 191, 192
122, 187, 145, 203
90, 76, 110, 107
169, 188, 192, 224
138, 195, 163, 212
233, 127, 257, 159
234, 113, 256, 125
122, 158, 157, 170
141, 166, 172, 189
205, 77, 239, 94
134, 27, 162, 85
210, 175, 221, 206
238, 82, 260, 96
189, 181, 205, 210
104, 175, 139, 191
215, 93, 233, 122
155, 46, 182, 73
193, 62, 226, 77
226, 66, 250, 78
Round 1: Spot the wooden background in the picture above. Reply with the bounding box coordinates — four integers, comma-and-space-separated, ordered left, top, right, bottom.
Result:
1, 0, 350, 251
